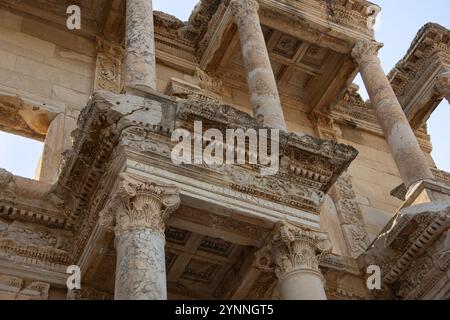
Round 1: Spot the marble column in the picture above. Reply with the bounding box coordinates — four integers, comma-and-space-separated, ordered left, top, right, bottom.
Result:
436, 70, 450, 102
256, 222, 332, 300
352, 41, 434, 189
125, 0, 157, 92
230, 0, 287, 130
100, 174, 180, 300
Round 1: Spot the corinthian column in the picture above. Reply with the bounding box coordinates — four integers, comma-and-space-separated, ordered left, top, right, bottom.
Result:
436, 70, 450, 102
256, 222, 332, 300
100, 174, 180, 300
230, 0, 287, 130
125, 0, 157, 92
352, 41, 434, 189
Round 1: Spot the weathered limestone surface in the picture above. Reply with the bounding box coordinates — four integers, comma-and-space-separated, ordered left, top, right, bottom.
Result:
39, 113, 77, 184
230, 0, 286, 130
436, 70, 450, 102
125, 0, 157, 92
0, 0, 449, 301
115, 229, 167, 300
352, 41, 434, 189
99, 173, 180, 300
256, 222, 332, 300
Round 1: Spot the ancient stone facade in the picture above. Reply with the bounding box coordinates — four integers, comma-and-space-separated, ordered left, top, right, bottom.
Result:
0, 0, 448, 300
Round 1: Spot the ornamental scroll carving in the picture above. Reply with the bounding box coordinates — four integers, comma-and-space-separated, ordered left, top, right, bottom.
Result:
94, 37, 124, 93
99, 173, 180, 236
351, 40, 383, 66
331, 174, 370, 258
256, 222, 332, 279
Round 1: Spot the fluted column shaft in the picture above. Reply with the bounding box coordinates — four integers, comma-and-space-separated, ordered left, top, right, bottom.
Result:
100, 174, 180, 300
257, 222, 332, 300
125, 0, 156, 92
230, 0, 286, 130
352, 41, 434, 189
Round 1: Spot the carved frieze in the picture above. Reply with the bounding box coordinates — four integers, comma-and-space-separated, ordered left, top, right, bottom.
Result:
388, 23, 450, 129
331, 174, 370, 258
0, 274, 50, 300
330, 84, 383, 136
362, 201, 450, 299
0, 219, 72, 266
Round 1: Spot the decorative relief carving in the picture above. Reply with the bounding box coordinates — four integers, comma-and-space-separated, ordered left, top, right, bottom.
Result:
331, 174, 370, 257
309, 111, 338, 140
230, 0, 259, 17
351, 40, 383, 66
165, 77, 222, 104
194, 67, 223, 96
256, 222, 332, 279
363, 202, 450, 298
389, 23, 450, 97
436, 70, 450, 100
181, 259, 220, 283
99, 173, 180, 236
0, 219, 72, 266
0, 274, 50, 300
94, 37, 124, 93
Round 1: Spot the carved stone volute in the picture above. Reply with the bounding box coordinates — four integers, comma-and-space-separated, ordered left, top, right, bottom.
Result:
351, 40, 383, 66
99, 173, 180, 236
230, 0, 260, 18
256, 222, 332, 279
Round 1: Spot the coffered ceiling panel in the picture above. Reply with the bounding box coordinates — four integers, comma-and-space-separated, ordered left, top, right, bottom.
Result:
215, 24, 348, 112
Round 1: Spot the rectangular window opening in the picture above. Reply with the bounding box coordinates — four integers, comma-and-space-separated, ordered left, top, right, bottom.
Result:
0, 130, 45, 180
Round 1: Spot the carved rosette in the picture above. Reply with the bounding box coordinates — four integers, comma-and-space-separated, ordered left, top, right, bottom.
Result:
99, 174, 180, 236
351, 40, 383, 66
256, 222, 332, 279
230, 0, 260, 18
436, 70, 450, 101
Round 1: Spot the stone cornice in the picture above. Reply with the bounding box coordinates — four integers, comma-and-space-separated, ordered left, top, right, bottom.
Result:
0, 171, 66, 228
388, 23, 450, 128
177, 99, 358, 194
362, 200, 450, 299
51, 90, 356, 263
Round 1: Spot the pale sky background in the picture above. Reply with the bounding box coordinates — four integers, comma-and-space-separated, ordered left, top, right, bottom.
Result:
0, 0, 448, 179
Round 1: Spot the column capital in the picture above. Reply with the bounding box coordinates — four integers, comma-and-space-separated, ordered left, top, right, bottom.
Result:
436, 70, 450, 100
351, 40, 383, 66
256, 222, 332, 279
99, 173, 180, 236
230, 0, 260, 18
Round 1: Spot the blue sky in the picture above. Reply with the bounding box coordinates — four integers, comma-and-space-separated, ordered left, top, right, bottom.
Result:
0, 0, 448, 179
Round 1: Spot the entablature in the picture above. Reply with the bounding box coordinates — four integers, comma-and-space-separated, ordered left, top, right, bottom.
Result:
388, 23, 450, 129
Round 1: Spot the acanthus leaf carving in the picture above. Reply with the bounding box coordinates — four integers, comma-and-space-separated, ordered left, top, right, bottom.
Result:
256, 222, 332, 279
99, 173, 180, 236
